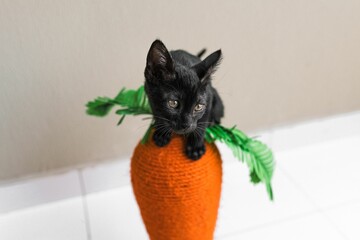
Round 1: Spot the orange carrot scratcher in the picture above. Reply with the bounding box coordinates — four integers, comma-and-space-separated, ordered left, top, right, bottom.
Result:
86, 86, 275, 240
131, 133, 222, 240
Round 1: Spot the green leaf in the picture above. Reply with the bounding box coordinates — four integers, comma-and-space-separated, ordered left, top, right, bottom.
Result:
114, 86, 152, 114
205, 125, 275, 200
117, 115, 126, 126
86, 97, 117, 117
86, 86, 152, 119
250, 170, 261, 183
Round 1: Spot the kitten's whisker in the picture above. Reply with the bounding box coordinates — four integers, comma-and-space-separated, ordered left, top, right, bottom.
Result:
165, 128, 172, 137
196, 126, 207, 131
193, 130, 199, 141
182, 132, 187, 140
153, 123, 169, 132
154, 122, 167, 127
153, 123, 166, 128
154, 125, 168, 132
197, 122, 213, 126
194, 128, 202, 141
163, 128, 172, 140
141, 117, 154, 121
136, 123, 153, 131
153, 115, 171, 122
159, 126, 170, 139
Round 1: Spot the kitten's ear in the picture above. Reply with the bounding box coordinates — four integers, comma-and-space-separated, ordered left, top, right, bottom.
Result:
192, 49, 222, 84
145, 40, 175, 83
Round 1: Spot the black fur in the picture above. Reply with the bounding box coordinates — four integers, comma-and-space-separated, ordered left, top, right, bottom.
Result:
144, 40, 224, 160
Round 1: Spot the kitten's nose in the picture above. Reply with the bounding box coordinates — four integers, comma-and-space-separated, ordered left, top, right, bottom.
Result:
174, 122, 194, 134
180, 123, 191, 130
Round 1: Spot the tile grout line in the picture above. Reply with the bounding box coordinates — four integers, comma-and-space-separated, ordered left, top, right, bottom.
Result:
218, 209, 321, 239
217, 196, 360, 238
78, 170, 93, 240
217, 130, 318, 237
277, 164, 350, 240
271, 125, 354, 240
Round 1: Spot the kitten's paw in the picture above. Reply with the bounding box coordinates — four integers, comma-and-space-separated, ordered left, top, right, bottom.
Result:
185, 144, 206, 161
153, 131, 171, 147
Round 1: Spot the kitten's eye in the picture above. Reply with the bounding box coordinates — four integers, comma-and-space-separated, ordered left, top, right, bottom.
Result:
194, 104, 205, 112
168, 100, 178, 108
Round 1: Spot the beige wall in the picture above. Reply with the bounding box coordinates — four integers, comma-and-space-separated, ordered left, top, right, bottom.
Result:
1, 0, 360, 181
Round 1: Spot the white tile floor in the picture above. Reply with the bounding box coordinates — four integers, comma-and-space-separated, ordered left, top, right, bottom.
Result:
0, 111, 359, 240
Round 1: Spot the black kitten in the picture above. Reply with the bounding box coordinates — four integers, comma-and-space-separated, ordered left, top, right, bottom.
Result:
144, 40, 224, 160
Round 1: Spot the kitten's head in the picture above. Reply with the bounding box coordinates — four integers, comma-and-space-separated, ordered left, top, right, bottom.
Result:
144, 40, 222, 134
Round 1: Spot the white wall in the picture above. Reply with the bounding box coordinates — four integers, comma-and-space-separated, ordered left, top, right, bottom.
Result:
1, 0, 360, 181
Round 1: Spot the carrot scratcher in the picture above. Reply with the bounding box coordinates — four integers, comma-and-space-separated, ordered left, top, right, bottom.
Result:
86, 86, 275, 240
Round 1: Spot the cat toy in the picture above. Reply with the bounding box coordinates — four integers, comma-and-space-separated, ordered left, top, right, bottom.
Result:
86, 86, 275, 240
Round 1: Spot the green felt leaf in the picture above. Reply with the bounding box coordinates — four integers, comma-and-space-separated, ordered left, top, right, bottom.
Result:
86, 86, 152, 122
114, 86, 152, 114
117, 115, 126, 125
86, 97, 117, 117
250, 170, 261, 183
86, 85, 275, 200
244, 139, 275, 200
205, 125, 275, 200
